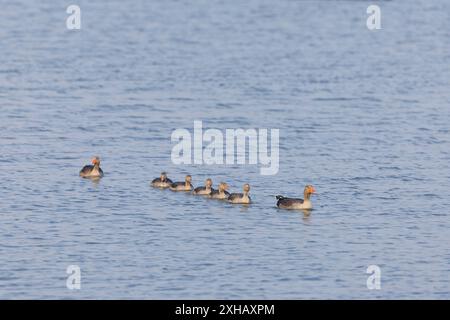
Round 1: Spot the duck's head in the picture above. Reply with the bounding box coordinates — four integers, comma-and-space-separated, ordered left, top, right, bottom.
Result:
219, 182, 229, 191
205, 178, 213, 188
243, 183, 250, 193
304, 185, 316, 197
160, 172, 167, 181
185, 175, 192, 183
91, 156, 101, 165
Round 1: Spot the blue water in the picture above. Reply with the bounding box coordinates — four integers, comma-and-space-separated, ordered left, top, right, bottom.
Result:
1, 0, 450, 299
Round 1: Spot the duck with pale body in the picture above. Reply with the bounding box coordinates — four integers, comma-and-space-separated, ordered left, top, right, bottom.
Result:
170, 175, 193, 191
151, 172, 173, 188
228, 183, 251, 204
209, 182, 230, 199
193, 178, 215, 195
79, 156, 104, 178
276, 185, 316, 210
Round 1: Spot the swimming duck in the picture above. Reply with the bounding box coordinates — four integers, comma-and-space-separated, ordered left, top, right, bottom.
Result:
170, 175, 193, 191
209, 182, 230, 199
228, 183, 251, 204
79, 156, 104, 178
193, 178, 215, 195
276, 185, 316, 210
151, 172, 173, 188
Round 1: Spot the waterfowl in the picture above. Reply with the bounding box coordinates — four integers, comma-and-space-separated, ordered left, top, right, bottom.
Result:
228, 183, 251, 204
276, 185, 316, 210
79, 156, 104, 178
170, 175, 193, 191
151, 172, 173, 188
193, 178, 215, 195
209, 182, 230, 199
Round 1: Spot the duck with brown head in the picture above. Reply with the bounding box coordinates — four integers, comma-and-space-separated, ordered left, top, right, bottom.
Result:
209, 182, 230, 199
228, 183, 251, 204
193, 178, 215, 195
79, 156, 104, 178
170, 175, 193, 191
151, 172, 173, 188
276, 185, 316, 210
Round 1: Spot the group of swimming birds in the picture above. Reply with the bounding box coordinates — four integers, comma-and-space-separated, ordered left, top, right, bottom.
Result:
79, 157, 316, 210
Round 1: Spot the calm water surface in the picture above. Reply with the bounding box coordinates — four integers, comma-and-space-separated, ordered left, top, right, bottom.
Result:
1, 0, 450, 299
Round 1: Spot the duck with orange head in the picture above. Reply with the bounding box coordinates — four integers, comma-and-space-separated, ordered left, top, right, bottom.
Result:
276, 185, 316, 210
79, 156, 104, 178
